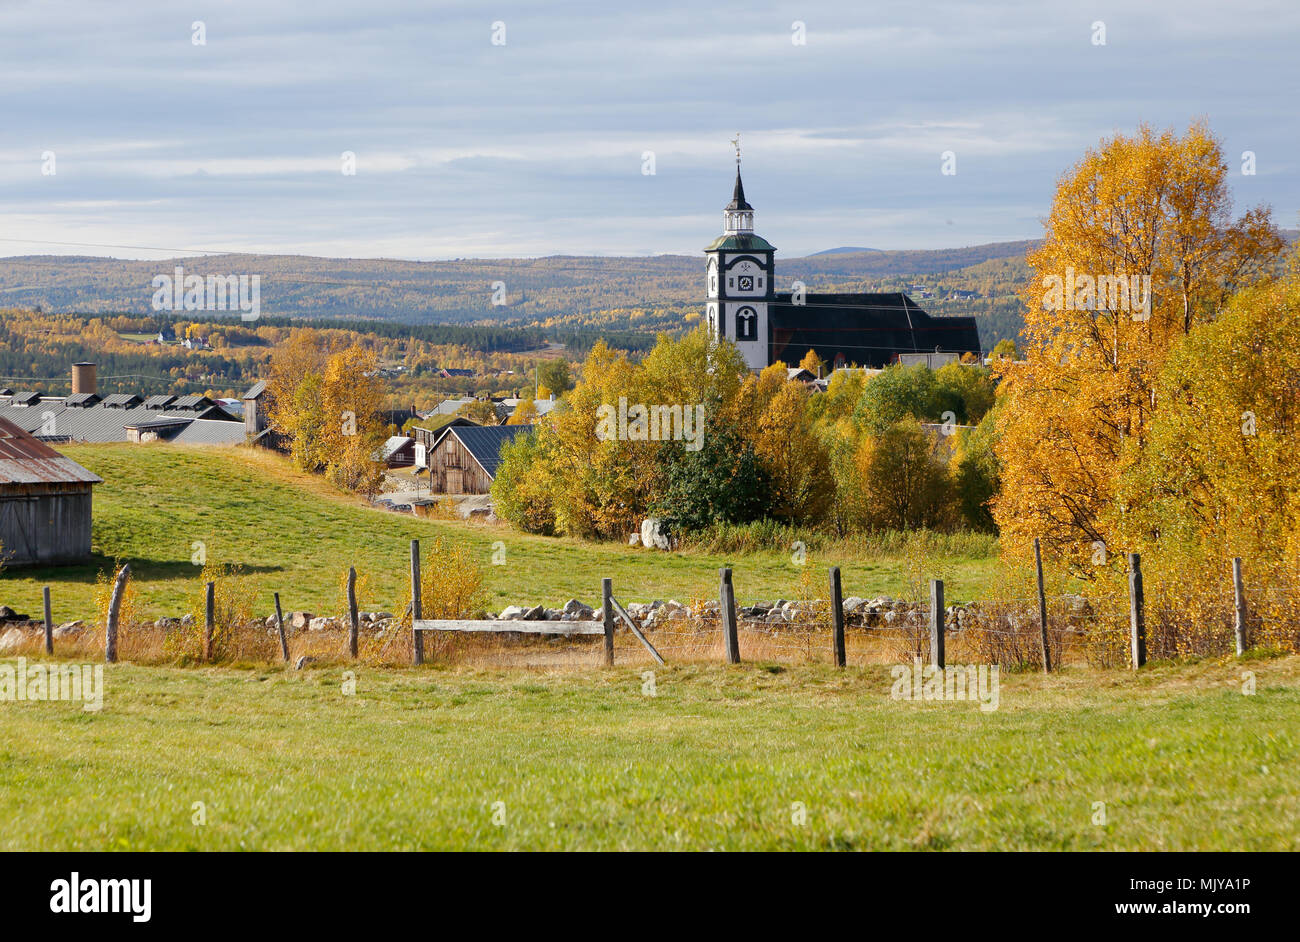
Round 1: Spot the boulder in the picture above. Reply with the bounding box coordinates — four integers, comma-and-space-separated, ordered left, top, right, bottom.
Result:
308, 617, 334, 631
53, 621, 85, 639
0, 605, 29, 622
290, 612, 313, 630
543, 608, 563, 620
0, 627, 26, 653
500, 605, 525, 620
765, 609, 785, 625
522, 605, 546, 621
640, 517, 672, 551
180, 614, 194, 627
627, 532, 641, 547
842, 596, 866, 614
562, 599, 594, 617
294, 655, 317, 670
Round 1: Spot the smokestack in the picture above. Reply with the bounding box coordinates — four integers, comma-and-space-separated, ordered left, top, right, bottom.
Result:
72, 362, 97, 396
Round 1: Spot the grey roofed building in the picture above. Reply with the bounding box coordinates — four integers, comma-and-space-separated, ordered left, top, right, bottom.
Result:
172, 394, 213, 410
142, 394, 177, 409
1, 397, 244, 445
101, 393, 143, 409
447, 424, 529, 479
431, 396, 476, 416
64, 392, 102, 407
172, 418, 251, 445
10, 391, 41, 406
243, 380, 267, 400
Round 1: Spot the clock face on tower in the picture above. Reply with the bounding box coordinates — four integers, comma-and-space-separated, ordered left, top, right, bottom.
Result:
738, 275, 754, 291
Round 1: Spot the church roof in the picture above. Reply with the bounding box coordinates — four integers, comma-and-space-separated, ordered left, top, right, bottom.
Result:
726, 168, 753, 211
705, 233, 776, 252
769, 292, 981, 369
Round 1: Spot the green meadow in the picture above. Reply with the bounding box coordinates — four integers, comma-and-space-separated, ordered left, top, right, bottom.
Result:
1, 657, 1295, 850
1, 444, 1000, 622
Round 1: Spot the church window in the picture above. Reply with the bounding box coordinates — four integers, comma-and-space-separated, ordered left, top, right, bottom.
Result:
736, 307, 757, 341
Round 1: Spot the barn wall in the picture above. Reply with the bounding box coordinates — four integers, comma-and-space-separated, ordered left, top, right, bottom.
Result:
0, 486, 94, 566
427, 436, 492, 494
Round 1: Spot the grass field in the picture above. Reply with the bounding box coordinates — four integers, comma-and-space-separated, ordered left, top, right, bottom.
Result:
1, 444, 1000, 623
2, 656, 1296, 850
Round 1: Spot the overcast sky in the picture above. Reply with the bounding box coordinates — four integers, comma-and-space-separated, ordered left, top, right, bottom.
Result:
1, 0, 1296, 260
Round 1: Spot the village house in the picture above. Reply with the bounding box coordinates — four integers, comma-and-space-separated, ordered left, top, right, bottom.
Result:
423, 424, 528, 495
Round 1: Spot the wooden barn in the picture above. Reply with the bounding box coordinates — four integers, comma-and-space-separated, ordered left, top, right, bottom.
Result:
0, 416, 102, 566
426, 425, 528, 495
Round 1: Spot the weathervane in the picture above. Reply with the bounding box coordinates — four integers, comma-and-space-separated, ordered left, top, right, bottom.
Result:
730, 132, 741, 166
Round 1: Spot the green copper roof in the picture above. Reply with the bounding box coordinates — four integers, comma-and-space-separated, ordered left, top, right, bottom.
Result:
704, 233, 776, 252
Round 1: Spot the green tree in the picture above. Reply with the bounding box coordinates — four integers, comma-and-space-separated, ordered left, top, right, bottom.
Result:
654, 420, 769, 531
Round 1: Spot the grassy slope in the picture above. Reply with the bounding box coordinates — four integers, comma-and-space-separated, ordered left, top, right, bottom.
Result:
1, 444, 998, 621
1, 657, 1295, 850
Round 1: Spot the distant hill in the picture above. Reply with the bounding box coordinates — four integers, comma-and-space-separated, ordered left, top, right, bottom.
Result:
809, 246, 883, 255
0, 240, 1038, 327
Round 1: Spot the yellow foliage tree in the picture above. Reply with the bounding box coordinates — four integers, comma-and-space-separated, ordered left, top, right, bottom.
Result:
993, 122, 1282, 571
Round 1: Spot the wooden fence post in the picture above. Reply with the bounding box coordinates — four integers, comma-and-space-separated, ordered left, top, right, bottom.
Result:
829, 566, 846, 668
274, 592, 289, 663
411, 540, 424, 666
204, 580, 215, 662
43, 586, 53, 655
1128, 553, 1146, 669
929, 578, 945, 670
720, 567, 740, 664
602, 577, 615, 667
1232, 556, 1247, 657
105, 564, 130, 664
1033, 537, 1051, 673
347, 566, 359, 659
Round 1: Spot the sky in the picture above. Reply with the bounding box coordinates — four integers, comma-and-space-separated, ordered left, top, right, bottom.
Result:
1, 0, 1297, 261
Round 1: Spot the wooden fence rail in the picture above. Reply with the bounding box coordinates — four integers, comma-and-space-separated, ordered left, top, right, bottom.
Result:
65, 543, 1272, 672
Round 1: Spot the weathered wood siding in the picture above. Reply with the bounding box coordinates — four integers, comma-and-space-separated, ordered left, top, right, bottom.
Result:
427, 434, 492, 494
0, 484, 94, 565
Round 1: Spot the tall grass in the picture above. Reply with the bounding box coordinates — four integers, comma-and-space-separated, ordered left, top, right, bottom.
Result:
677, 521, 998, 560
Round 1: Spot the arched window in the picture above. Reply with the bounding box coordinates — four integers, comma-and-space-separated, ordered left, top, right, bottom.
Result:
736, 307, 757, 341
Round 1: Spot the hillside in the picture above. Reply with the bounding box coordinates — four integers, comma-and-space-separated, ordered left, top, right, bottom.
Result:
0, 444, 999, 621
0, 241, 1037, 341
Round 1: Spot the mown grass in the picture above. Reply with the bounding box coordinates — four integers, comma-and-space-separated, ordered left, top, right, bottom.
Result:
1, 444, 1000, 622
1, 656, 1295, 850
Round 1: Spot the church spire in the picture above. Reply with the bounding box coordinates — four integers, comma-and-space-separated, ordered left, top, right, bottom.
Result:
723, 136, 754, 233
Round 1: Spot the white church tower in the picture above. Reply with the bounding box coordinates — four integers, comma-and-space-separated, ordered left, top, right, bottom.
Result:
704, 146, 775, 371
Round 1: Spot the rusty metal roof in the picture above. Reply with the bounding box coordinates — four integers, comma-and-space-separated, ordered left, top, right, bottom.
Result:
0, 416, 102, 486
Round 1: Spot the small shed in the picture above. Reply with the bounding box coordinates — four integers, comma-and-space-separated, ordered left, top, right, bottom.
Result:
0, 416, 102, 565
426, 425, 528, 495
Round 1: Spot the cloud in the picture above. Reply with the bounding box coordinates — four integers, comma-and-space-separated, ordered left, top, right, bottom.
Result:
0, 0, 1295, 259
